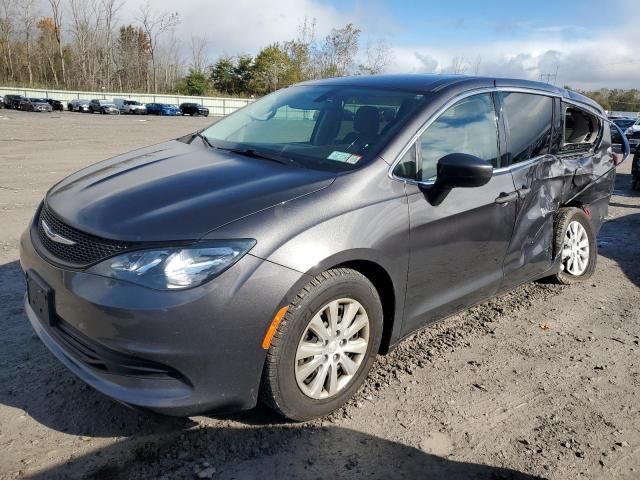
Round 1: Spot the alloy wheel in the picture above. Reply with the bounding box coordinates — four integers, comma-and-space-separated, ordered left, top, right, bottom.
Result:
561, 220, 590, 276
295, 298, 370, 400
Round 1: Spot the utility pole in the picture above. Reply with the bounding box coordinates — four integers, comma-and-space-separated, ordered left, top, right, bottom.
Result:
539, 65, 558, 85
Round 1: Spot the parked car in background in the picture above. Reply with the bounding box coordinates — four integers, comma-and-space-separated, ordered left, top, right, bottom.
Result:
632, 143, 640, 191
46, 99, 65, 111
113, 98, 147, 115
89, 99, 120, 115
611, 118, 635, 131
19, 75, 624, 421
19, 98, 53, 112
69, 99, 91, 113
0, 97, 4, 109
625, 118, 640, 150
3, 94, 25, 109
146, 103, 182, 116
179, 102, 209, 117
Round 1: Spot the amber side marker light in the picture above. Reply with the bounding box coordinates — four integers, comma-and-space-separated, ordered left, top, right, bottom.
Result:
262, 306, 289, 349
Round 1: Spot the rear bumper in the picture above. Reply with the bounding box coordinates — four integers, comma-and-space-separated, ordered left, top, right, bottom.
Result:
20, 227, 305, 415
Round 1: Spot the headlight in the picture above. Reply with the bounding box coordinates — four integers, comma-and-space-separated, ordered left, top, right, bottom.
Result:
87, 240, 256, 290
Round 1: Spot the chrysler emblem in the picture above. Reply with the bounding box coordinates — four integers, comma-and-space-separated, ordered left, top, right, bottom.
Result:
42, 220, 76, 246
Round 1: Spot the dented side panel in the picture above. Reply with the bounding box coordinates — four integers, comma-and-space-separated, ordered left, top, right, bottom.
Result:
502, 99, 616, 287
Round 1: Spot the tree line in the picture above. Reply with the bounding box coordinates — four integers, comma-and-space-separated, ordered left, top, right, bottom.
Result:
580, 88, 640, 113
0, 1, 388, 97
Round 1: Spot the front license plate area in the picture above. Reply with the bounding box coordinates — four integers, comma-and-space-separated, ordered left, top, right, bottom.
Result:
26, 272, 56, 327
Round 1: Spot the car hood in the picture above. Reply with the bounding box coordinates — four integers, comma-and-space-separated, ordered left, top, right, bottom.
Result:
45, 139, 336, 242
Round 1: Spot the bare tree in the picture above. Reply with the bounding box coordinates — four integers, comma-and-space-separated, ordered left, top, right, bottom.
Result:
69, 0, 101, 89
46, 0, 65, 84
190, 34, 208, 72
0, 0, 16, 81
284, 17, 315, 82
450, 56, 467, 75
138, 1, 179, 93
472, 55, 482, 75
101, 0, 122, 90
317, 23, 360, 77
359, 39, 390, 75
18, 0, 37, 85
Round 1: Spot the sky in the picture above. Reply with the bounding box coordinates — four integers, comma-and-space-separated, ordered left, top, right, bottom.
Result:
121, 0, 639, 90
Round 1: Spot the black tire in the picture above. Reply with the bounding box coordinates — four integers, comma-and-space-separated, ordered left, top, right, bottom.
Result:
260, 268, 383, 421
550, 207, 597, 285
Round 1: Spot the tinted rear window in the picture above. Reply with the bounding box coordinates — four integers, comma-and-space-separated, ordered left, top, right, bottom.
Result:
501, 93, 552, 164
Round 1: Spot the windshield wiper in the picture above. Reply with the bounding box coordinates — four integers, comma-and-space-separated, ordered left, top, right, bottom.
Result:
192, 131, 215, 149
219, 147, 296, 166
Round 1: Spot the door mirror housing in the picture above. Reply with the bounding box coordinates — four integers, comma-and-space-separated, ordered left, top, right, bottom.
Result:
421, 153, 494, 206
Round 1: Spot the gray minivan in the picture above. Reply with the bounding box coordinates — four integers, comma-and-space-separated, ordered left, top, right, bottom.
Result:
20, 75, 625, 420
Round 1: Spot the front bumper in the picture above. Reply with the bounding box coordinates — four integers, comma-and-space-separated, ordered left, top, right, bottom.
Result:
20, 228, 305, 415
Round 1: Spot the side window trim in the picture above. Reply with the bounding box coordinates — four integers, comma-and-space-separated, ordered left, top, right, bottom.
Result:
418, 92, 500, 181
390, 88, 501, 184
387, 87, 609, 184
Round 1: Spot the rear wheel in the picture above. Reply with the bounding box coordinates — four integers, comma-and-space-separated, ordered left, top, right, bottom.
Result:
551, 207, 597, 284
261, 268, 382, 421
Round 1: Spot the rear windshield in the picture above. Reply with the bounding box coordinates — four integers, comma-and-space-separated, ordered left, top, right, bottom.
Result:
201, 85, 430, 171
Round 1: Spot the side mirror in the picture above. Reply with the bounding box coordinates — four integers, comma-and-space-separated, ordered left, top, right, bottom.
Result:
422, 153, 493, 206
611, 123, 630, 165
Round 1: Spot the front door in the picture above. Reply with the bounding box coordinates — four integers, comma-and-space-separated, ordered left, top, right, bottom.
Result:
392, 93, 517, 335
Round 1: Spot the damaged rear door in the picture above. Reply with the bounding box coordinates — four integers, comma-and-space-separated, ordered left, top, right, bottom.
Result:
498, 91, 561, 286
499, 91, 608, 288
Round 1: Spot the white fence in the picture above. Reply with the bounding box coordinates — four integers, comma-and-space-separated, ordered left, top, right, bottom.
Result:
0, 86, 253, 116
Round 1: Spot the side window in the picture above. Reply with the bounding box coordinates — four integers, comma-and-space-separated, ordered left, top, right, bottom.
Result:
419, 94, 498, 181
501, 93, 552, 163
563, 105, 601, 149
392, 143, 417, 180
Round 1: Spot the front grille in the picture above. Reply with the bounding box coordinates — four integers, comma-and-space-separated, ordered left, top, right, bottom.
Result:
37, 205, 135, 266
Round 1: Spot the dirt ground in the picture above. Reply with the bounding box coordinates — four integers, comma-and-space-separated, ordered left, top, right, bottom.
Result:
0, 109, 638, 480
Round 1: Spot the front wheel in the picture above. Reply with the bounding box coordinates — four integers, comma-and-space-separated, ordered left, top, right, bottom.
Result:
550, 207, 597, 285
260, 268, 382, 421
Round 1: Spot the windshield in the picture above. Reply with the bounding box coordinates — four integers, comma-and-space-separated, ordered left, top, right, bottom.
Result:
201, 85, 429, 171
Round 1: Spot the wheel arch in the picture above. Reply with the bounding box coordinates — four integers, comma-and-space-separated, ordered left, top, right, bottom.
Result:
280, 251, 403, 355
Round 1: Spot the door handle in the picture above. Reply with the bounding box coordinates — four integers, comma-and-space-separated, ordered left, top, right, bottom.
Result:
494, 191, 518, 204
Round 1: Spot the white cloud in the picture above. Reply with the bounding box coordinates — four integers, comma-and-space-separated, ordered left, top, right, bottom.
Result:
120, 0, 359, 57
387, 30, 640, 90
75, 0, 640, 89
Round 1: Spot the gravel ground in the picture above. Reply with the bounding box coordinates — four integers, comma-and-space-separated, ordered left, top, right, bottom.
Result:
0, 110, 638, 480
